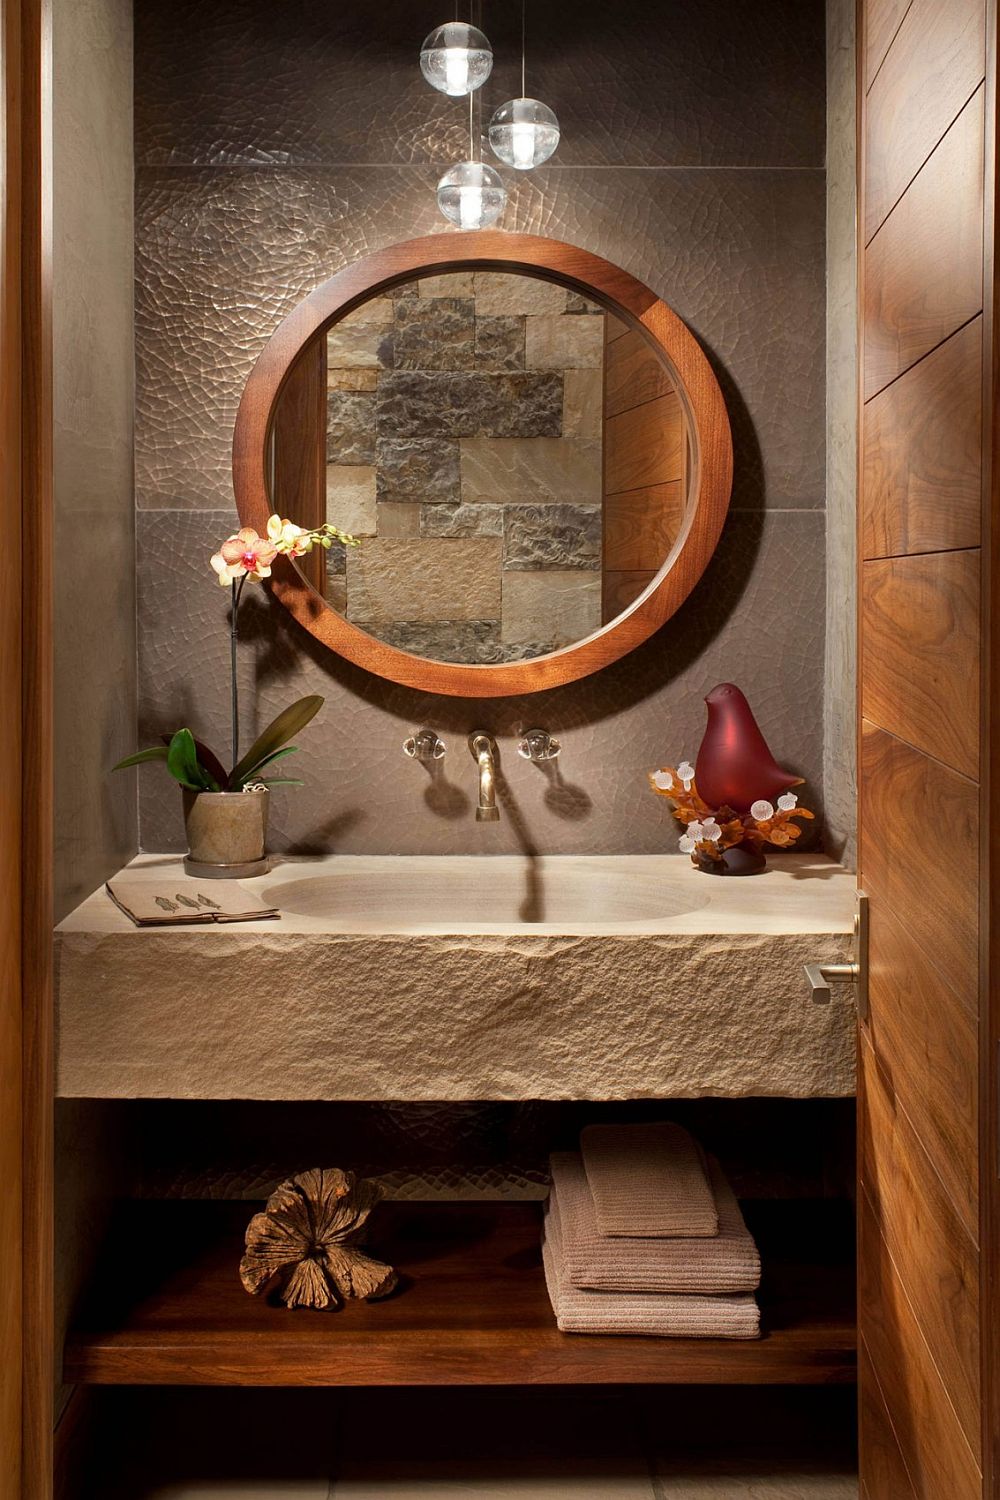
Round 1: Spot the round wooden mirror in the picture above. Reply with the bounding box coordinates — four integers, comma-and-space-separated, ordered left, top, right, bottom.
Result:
233, 233, 733, 697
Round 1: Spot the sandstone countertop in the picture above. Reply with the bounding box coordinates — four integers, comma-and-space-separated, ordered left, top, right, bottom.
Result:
56, 852, 857, 1100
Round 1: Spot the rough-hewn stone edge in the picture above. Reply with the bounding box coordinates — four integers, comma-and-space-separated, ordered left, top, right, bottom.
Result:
56, 930, 856, 1101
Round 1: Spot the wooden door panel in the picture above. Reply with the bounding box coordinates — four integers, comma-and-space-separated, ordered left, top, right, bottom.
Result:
858, 1190, 981, 1495
864, 0, 985, 243
603, 485, 684, 571
862, 316, 981, 559
861, 549, 980, 778
864, 86, 984, 400
858, 0, 991, 1489
859, 1342, 919, 1498
604, 391, 684, 494
866, 903, 978, 1238
603, 326, 675, 418
859, 1033, 980, 1449
865, 0, 914, 89
859, 723, 978, 992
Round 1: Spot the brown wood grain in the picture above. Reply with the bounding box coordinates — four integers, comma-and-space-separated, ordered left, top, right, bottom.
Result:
865, 0, 913, 89
602, 570, 656, 624
861, 549, 980, 777
858, 1341, 919, 1498
603, 325, 676, 419
866, 903, 978, 1238
864, 86, 984, 401
859, 722, 978, 1003
232, 232, 733, 697
0, 2, 24, 1495
859, 1032, 980, 1450
864, 0, 985, 243
858, 1189, 981, 1495
862, 316, 981, 558
603, 486, 685, 573
604, 391, 685, 496
18, 0, 54, 1495
270, 340, 327, 594
64, 1199, 856, 1388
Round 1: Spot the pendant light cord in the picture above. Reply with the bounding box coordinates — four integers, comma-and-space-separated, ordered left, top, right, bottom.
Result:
521, 0, 526, 98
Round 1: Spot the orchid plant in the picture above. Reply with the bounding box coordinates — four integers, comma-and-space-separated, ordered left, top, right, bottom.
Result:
113, 514, 359, 794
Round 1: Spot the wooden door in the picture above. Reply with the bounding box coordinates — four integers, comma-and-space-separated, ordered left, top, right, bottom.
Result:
857, 0, 997, 1493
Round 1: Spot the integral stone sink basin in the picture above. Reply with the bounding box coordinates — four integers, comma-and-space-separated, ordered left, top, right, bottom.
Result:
264, 855, 711, 932
56, 852, 857, 1101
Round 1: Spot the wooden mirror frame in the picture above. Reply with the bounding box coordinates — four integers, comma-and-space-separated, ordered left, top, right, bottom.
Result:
233, 232, 733, 697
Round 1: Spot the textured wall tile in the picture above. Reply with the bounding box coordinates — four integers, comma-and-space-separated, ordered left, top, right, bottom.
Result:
461, 436, 602, 505
137, 509, 827, 855
502, 505, 603, 571
134, 166, 824, 513
134, 0, 824, 170
345, 537, 503, 625
133, 1, 830, 861
376, 369, 563, 441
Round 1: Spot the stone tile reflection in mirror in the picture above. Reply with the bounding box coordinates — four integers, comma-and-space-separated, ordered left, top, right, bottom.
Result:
268, 269, 690, 665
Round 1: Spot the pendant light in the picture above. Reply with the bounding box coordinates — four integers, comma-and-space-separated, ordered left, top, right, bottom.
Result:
437, 92, 507, 229
420, 20, 493, 97
488, 1, 560, 169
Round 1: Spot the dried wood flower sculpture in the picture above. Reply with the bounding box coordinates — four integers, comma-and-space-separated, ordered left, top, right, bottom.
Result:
240, 1168, 397, 1311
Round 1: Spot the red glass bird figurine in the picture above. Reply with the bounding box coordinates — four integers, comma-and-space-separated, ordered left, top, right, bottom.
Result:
694, 683, 803, 814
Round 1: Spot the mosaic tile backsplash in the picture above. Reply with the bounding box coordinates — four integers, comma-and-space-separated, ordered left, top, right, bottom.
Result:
133, 0, 828, 856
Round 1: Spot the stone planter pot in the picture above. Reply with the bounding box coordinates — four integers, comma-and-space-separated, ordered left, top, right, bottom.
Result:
182, 787, 270, 879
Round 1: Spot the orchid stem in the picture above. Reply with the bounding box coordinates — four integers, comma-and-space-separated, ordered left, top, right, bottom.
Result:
230, 574, 247, 778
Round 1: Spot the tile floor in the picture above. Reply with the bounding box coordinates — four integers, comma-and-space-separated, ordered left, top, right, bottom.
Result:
77, 1387, 858, 1498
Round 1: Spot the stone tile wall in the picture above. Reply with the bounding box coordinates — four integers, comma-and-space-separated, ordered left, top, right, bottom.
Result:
133, 0, 829, 856
323, 273, 605, 662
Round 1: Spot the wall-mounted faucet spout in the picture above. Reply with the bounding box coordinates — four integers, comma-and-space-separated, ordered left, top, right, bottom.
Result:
468, 732, 500, 822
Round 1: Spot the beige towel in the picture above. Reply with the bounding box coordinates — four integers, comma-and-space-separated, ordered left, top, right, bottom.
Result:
549, 1152, 760, 1294
542, 1198, 760, 1339
580, 1122, 718, 1237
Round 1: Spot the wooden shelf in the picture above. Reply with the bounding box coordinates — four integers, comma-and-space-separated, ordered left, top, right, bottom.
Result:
64, 1200, 856, 1388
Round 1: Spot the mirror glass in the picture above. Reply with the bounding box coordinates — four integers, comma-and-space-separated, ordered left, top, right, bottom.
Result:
268, 269, 692, 665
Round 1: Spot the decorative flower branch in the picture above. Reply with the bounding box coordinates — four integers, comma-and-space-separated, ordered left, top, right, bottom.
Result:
648, 765, 814, 865
113, 513, 359, 795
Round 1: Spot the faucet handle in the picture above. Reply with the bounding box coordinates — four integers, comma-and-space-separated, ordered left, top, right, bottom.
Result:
403, 728, 446, 762
518, 727, 561, 762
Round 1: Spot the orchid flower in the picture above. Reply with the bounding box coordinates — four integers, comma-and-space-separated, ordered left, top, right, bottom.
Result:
210, 527, 279, 588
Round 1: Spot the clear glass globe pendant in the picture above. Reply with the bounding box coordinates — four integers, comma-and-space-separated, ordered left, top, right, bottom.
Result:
436, 160, 507, 230
420, 22, 493, 97
488, 96, 560, 169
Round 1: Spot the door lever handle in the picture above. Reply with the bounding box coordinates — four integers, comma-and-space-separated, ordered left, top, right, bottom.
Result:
803, 891, 869, 1018
804, 961, 860, 1005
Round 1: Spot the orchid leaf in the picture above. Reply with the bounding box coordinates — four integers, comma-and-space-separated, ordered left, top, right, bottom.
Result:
167, 728, 220, 793
228, 696, 323, 790
161, 732, 227, 790
113, 746, 169, 771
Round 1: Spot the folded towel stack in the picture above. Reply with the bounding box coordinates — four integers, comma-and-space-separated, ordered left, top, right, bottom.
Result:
542, 1122, 761, 1339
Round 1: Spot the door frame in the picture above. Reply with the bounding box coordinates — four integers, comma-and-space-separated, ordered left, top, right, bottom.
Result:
1, 0, 54, 1496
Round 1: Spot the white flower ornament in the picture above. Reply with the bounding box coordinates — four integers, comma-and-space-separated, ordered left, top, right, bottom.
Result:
699, 817, 723, 843
650, 770, 674, 790
750, 800, 775, 822
677, 761, 695, 791
777, 792, 798, 811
